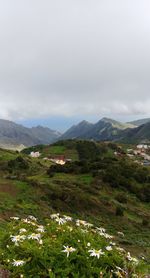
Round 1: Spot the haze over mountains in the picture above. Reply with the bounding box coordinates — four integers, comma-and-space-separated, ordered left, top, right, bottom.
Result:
0, 119, 61, 149
0, 117, 150, 149
60, 117, 150, 143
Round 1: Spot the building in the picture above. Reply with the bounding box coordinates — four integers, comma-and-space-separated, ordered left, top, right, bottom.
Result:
137, 144, 148, 150
30, 151, 41, 158
49, 155, 66, 165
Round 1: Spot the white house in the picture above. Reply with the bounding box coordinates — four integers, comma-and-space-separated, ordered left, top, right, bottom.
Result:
30, 151, 41, 158
50, 158, 66, 165
137, 144, 148, 150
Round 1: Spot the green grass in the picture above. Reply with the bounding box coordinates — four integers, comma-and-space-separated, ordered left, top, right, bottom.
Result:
0, 141, 150, 274
43, 145, 66, 155
0, 149, 18, 161
78, 174, 93, 185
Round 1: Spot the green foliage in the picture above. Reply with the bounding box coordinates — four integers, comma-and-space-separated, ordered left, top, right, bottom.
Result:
142, 219, 149, 227
8, 156, 29, 170
115, 193, 127, 204
21, 145, 45, 155
0, 214, 146, 277
115, 206, 124, 217
47, 154, 150, 203
76, 140, 101, 161
0, 140, 150, 275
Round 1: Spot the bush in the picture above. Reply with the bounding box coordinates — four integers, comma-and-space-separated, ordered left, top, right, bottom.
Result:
115, 193, 127, 204
115, 206, 124, 216
142, 219, 149, 227
8, 156, 29, 170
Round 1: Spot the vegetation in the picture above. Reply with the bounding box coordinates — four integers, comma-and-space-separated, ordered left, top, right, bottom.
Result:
0, 214, 147, 277
0, 140, 149, 276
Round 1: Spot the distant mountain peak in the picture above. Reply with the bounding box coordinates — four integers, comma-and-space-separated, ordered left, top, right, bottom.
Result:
128, 118, 150, 127
101, 117, 120, 124
0, 119, 61, 149
78, 120, 91, 126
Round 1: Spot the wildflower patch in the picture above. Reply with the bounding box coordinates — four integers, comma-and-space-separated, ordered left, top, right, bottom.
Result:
0, 214, 147, 277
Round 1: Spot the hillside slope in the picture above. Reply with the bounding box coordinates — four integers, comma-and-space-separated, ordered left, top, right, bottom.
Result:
0, 140, 150, 275
61, 118, 135, 141
61, 117, 150, 143
121, 122, 150, 143
0, 119, 61, 149
60, 120, 94, 139
128, 118, 150, 127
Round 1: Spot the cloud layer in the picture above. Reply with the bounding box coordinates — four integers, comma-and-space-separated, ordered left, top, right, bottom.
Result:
0, 0, 150, 120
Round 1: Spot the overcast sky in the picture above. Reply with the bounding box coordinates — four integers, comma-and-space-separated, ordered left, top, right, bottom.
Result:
0, 0, 150, 130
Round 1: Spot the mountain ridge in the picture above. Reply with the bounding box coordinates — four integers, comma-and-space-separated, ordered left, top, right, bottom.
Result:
1, 116, 150, 148
60, 117, 150, 143
0, 119, 61, 149
128, 117, 150, 127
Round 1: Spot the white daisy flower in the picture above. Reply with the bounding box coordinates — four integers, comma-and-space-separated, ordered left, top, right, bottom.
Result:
96, 227, 106, 233
36, 226, 45, 233
126, 252, 138, 264
10, 217, 19, 220
85, 222, 93, 228
76, 220, 86, 226
110, 241, 116, 246
28, 233, 41, 241
12, 260, 25, 266
50, 213, 59, 219
10, 235, 26, 245
19, 228, 27, 234
62, 246, 76, 257
103, 233, 113, 239
117, 231, 125, 237
115, 266, 127, 275
126, 252, 132, 261
63, 215, 72, 221
28, 215, 37, 222
88, 249, 104, 259
39, 239, 43, 245
55, 217, 66, 225
22, 218, 31, 224
106, 246, 112, 251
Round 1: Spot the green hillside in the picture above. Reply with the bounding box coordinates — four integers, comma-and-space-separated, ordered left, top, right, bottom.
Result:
0, 140, 150, 276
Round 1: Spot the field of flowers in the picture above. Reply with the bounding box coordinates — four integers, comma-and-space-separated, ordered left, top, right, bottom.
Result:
0, 213, 147, 277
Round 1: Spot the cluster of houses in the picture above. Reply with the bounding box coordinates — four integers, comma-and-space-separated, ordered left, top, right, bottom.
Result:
127, 144, 150, 166
30, 151, 72, 165
114, 144, 150, 166
30, 143, 150, 167
44, 155, 72, 165
43, 155, 66, 165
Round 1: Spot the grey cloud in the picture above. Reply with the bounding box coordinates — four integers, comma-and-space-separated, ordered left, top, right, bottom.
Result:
0, 0, 150, 120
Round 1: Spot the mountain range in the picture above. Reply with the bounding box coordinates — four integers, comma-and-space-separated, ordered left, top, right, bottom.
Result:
60, 117, 150, 143
0, 117, 150, 149
0, 119, 61, 149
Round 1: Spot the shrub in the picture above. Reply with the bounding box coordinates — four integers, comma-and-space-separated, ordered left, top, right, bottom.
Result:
115, 206, 124, 216
142, 219, 149, 227
115, 193, 127, 204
